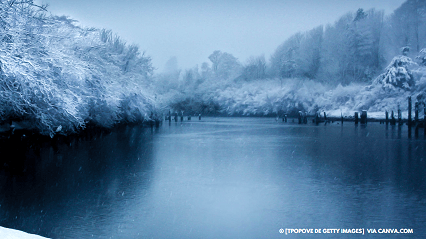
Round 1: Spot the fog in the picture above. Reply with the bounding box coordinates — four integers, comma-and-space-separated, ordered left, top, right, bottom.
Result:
36, 0, 404, 71
2, 1, 426, 238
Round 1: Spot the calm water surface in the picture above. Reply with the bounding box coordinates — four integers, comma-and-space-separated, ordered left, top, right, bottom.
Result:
0, 117, 425, 238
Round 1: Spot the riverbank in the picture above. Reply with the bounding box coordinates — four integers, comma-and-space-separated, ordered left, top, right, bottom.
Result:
0, 227, 48, 239
0, 119, 162, 142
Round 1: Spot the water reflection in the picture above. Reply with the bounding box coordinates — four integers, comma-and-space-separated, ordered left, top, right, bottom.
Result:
286, 122, 426, 237
0, 126, 155, 238
0, 118, 425, 238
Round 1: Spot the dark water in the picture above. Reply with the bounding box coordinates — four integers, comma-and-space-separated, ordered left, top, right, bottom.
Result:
0, 118, 426, 238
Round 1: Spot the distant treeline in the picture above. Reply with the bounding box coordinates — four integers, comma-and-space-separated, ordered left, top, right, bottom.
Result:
156, 0, 426, 116
0, 1, 156, 136
270, 1, 426, 84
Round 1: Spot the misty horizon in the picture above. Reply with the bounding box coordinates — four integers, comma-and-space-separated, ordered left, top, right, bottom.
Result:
36, 0, 404, 72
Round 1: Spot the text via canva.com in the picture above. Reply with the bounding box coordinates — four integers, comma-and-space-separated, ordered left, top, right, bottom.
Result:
279, 228, 414, 235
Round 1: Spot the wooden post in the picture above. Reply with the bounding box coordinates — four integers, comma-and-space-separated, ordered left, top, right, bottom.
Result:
199, 114, 201, 120
408, 96, 412, 126
168, 110, 171, 122
303, 112, 308, 124
175, 112, 178, 122
180, 112, 184, 122
324, 112, 327, 121
355, 112, 359, 124
361, 110, 367, 124
298, 111, 302, 124
424, 103, 426, 135
390, 110, 396, 125
398, 105, 402, 126
415, 102, 419, 124
315, 112, 320, 125
385, 111, 389, 125
341, 112, 343, 124
284, 114, 287, 122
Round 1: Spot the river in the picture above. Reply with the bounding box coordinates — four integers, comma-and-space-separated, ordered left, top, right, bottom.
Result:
0, 117, 425, 238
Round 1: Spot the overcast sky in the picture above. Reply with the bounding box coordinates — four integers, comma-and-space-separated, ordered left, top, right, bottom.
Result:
36, 0, 405, 72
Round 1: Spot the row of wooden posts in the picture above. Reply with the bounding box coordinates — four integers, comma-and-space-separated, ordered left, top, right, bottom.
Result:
165, 111, 202, 122
284, 110, 370, 125
283, 96, 426, 130
163, 97, 425, 131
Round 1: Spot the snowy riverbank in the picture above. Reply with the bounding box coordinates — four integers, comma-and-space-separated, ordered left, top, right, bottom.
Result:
0, 227, 48, 239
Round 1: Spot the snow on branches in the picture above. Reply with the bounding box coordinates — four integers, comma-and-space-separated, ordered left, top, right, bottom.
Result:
373, 55, 416, 91
0, 1, 156, 136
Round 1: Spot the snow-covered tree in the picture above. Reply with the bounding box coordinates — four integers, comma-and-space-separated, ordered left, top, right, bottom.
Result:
296, 26, 323, 79
208, 51, 241, 80
200, 62, 212, 80
0, 1, 156, 136
318, 9, 385, 84
416, 48, 426, 65
208, 50, 221, 72
270, 32, 302, 78
373, 55, 416, 91
242, 55, 266, 80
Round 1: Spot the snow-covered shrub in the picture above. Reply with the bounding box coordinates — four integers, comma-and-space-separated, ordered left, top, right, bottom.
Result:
373, 55, 416, 91
416, 48, 426, 66
214, 78, 329, 116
